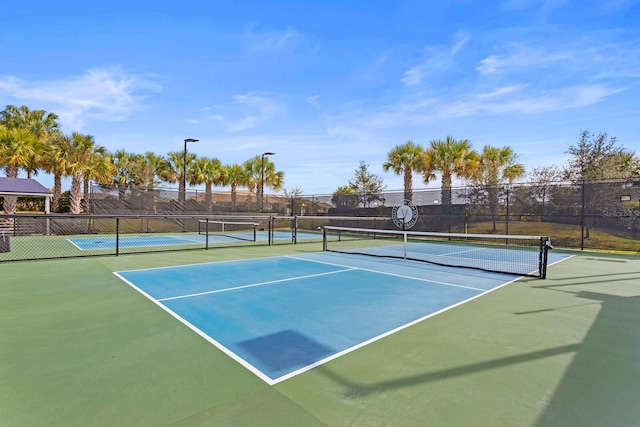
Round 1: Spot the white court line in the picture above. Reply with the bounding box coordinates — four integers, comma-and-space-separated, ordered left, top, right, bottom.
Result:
66, 238, 85, 251
157, 267, 357, 302
269, 272, 524, 385
114, 271, 275, 385
285, 255, 487, 292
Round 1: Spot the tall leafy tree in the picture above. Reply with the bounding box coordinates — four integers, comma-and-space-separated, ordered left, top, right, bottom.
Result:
422, 136, 478, 205
563, 130, 638, 181
243, 155, 284, 212
563, 130, 639, 238
331, 185, 359, 210
349, 161, 386, 208
191, 157, 223, 213
382, 141, 424, 202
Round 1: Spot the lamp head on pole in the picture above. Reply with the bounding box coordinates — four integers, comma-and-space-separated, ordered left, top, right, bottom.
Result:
185, 138, 199, 144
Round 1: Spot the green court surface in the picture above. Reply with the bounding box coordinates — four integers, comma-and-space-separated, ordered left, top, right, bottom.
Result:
1, 243, 639, 426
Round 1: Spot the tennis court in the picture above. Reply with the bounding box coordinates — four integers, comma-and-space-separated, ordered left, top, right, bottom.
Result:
68, 230, 321, 250
115, 246, 570, 384
2, 231, 639, 426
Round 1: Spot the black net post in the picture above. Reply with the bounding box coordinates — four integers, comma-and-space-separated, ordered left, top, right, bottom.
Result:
205, 218, 209, 250
322, 227, 327, 251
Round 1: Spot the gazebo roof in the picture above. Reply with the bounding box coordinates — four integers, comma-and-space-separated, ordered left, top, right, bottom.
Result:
0, 177, 53, 197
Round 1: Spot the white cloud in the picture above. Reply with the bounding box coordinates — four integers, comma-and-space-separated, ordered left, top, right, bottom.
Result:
400, 34, 470, 87
0, 67, 162, 129
305, 95, 321, 108
476, 45, 571, 75
209, 93, 283, 132
244, 26, 304, 53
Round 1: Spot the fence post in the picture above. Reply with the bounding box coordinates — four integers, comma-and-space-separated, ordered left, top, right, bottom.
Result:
115, 217, 120, 256
581, 179, 585, 251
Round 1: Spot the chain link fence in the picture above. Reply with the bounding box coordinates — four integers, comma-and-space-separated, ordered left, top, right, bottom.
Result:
3, 178, 636, 262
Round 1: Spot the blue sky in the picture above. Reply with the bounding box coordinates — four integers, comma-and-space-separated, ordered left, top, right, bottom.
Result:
2, 0, 639, 195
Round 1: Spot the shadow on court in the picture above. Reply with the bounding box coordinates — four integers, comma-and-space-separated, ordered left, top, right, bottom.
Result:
533, 290, 640, 426
296, 256, 640, 426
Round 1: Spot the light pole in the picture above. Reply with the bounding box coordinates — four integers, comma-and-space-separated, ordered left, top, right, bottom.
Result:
260, 152, 275, 212
182, 138, 198, 204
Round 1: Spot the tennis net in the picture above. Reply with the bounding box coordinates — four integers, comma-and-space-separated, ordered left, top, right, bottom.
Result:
322, 226, 552, 278
198, 220, 258, 242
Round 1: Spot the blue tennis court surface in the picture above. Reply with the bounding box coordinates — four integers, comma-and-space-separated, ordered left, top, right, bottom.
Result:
69, 231, 320, 250
115, 251, 570, 384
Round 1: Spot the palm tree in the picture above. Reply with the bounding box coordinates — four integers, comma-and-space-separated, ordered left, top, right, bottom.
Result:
243, 155, 284, 212
65, 132, 106, 214
133, 152, 168, 190
220, 164, 250, 212
422, 136, 479, 205
382, 141, 424, 202
0, 126, 40, 214
82, 149, 112, 213
160, 151, 197, 204
472, 145, 526, 232
191, 157, 223, 213
108, 150, 137, 201
42, 133, 73, 212
0, 105, 60, 178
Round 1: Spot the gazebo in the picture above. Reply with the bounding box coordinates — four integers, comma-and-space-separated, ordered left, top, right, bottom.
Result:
0, 177, 53, 214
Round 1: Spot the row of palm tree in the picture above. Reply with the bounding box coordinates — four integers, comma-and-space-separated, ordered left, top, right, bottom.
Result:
0, 105, 284, 214
383, 136, 525, 205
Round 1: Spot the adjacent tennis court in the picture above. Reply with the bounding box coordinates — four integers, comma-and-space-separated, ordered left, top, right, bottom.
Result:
68, 230, 322, 250
115, 246, 570, 384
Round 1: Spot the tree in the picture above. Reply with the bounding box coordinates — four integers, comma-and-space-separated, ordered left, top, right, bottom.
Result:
422, 136, 478, 205
470, 145, 526, 232
331, 185, 359, 210
220, 164, 250, 212
563, 130, 637, 181
283, 187, 305, 215
382, 141, 424, 202
349, 161, 386, 207
108, 150, 138, 201
82, 149, 112, 212
131, 152, 169, 190
563, 130, 640, 238
0, 126, 40, 214
191, 157, 223, 213
159, 151, 197, 203
0, 105, 60, 178
524, 165, 563, 220
65, 132, 107, 214
42, 133, 71, 212
243, 155, 284, 212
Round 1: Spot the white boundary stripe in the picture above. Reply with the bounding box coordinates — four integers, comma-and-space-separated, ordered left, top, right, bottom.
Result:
116, 253, 288, 274
270, 273, 523, 385
157, 268, 356, 302
285, 255, 487, 292
113, 271, 277, 385
66, 238, 85, 250
114, 252, 571, 386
